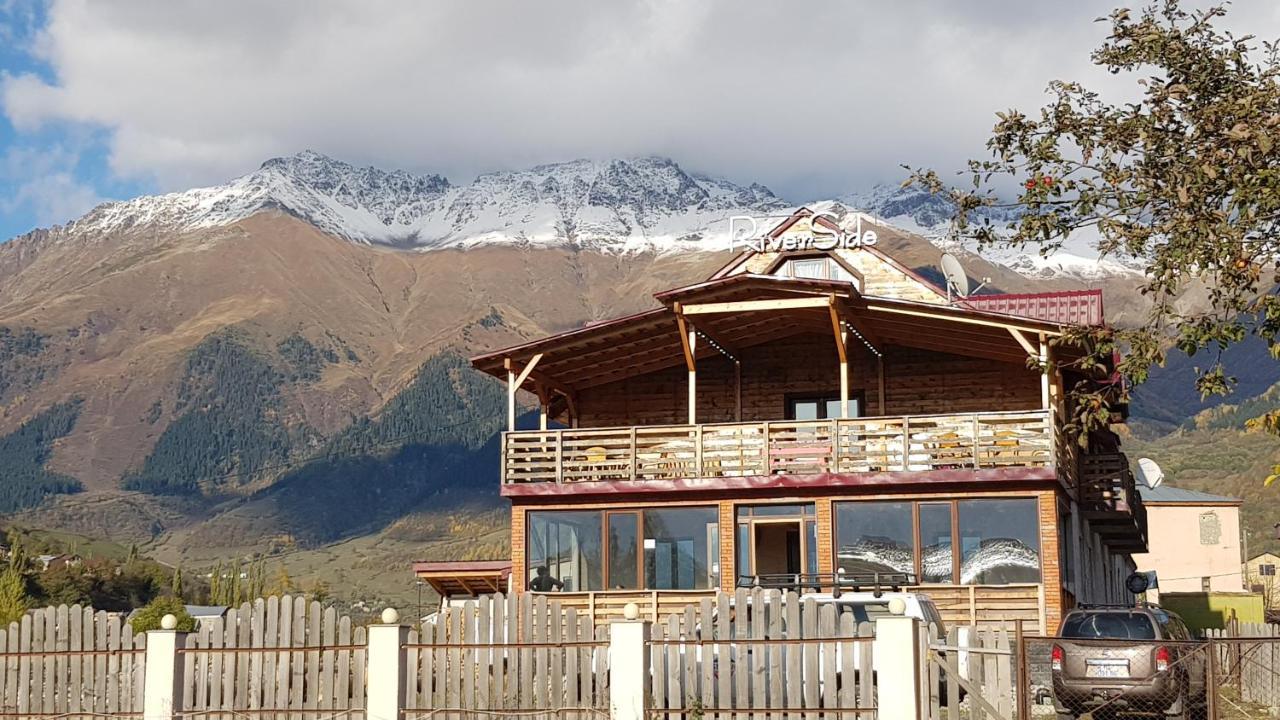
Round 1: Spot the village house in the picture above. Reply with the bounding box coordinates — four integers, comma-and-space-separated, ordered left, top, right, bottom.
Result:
1245, 551, 1280, 614
418, 209, 1147, 633
1132, 485, 1245, 601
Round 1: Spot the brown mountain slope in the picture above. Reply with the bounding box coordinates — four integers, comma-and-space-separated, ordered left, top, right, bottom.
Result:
0, 212, 729, 490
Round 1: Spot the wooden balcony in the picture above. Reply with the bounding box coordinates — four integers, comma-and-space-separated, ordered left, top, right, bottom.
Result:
1078, 452, 1148, 552
502, 409, 1058, 490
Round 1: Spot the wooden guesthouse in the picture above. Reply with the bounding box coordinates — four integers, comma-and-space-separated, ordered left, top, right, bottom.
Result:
426, 209, 1147, 633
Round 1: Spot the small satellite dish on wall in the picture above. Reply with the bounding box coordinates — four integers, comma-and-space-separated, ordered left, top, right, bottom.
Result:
1136, 457, 1165, 489
939, 253, 970, 300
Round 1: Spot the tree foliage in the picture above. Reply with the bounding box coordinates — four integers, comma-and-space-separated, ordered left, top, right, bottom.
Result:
129, 595, 196, 633
0, 566, 31, 626
909, 1, 1280, 460
0, 400, 84, 512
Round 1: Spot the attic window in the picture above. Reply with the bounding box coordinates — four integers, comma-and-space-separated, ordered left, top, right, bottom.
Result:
778, 256, 857, 284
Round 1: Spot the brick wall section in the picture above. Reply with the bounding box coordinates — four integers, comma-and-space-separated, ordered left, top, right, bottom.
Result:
510, 505, 527, 593
815, 497, 834, 575
718, 501, 736, 594
576, 336, 1041, 427
1038, 489, 1064, 633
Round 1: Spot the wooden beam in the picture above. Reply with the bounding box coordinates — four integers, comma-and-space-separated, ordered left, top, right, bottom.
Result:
734, 361, 742, 422
506, 368, 516, 431
1039, 335, 1051, 411
504, 353, 544, 390
1008, 327, 1039, 359
867, 302, 1062, 336
877, 356, 886, 415
675, 311, 697, 424
681, 297, 835, 315
829, 300, 850, 418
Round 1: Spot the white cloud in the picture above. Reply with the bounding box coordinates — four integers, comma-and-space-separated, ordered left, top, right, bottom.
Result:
0, 144, 103, 227
3, 0, 1280, 199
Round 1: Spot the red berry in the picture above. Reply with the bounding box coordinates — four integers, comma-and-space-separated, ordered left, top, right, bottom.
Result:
1025, 179, 1037, 190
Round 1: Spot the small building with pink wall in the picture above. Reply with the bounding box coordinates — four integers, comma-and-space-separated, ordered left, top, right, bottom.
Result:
1132, 485, 1244, 601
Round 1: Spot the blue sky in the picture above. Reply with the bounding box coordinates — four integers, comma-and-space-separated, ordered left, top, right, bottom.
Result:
3, 1, 1279, 244
0, 1, 148, 240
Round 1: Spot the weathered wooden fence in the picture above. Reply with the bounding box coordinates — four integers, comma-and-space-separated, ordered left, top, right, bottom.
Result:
179, 594, 368, 718
1205, 622, 1280, 710
405, 592, 611, 718
647, 589, 877, 718
0, 604, 146, 718
922, 624, 1015, 720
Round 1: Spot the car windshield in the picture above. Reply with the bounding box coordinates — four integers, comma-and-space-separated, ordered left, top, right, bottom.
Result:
1061, 612, 1157, 640
837, 602, 893, 624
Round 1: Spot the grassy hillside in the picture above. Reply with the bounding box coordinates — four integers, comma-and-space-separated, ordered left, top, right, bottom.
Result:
1125, 384, 1280, 557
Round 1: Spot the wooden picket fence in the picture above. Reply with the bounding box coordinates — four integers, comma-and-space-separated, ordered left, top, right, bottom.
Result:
0, 604, 146, 718
178, 594, 368, 718
923, 624, 1015, 720
647, 589, 877, 719
404, 592, 611, 718
1205, 622, 1280, 710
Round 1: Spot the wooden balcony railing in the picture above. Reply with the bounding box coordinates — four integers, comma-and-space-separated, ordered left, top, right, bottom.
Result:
502, 409, 1055, 485
1077, 451, 1148, 549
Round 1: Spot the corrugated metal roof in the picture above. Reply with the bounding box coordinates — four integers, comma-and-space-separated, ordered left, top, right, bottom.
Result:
960, 289, 1105, 326
1139, 485, 1241, 504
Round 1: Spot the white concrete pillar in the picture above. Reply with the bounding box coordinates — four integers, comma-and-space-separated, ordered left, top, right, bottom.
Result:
609, 607, 652, 720
367, 609, 411, 720
874, 613, 923, 720
143, 617, 188, 720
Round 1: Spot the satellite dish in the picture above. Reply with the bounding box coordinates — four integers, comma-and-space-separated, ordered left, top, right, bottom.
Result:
939, 253, 970, 299
1137, 457, 1164, 489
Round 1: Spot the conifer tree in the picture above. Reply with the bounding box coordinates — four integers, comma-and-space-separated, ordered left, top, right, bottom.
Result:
0, 566, 30, 626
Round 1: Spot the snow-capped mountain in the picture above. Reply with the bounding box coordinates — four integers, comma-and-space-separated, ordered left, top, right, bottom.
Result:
43, 150, 1143, 279
68, 151, 787, 252
844, 183, 1143, 280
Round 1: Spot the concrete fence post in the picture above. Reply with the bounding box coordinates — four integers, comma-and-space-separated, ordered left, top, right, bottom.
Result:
143, 615, 188, 720
367, 608, 411, 720
609, 604, 652, 720
874, 610, 923, 720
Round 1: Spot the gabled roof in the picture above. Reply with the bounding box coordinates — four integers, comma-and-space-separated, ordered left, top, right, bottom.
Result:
1139, 485, 1241, 505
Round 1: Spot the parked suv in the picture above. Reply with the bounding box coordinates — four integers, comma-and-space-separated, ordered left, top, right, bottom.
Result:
1050, 604, 1206, 719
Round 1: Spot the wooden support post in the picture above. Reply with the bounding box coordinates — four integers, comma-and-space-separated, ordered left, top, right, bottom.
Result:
734, 361, 742, 422
1038, 336, 1051, 411
536, 384, 549, 431
877, 356, 886, 415
675, 311, 697, 425
506, 369, 517, 431
503, 353, 544, 432
829, 299, 849, 419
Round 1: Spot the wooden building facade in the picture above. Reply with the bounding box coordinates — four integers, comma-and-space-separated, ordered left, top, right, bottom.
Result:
452, 209, 1146, 633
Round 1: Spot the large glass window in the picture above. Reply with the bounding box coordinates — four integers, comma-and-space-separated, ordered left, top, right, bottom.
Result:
957, 499, 1041, 584
831, 498, 1042, 587
607, 512, 639, 590
526, 511, 603, 592
919, 502, 954, 584
527, 507, 718, 592
644, 508, 719, 590
833, 501, 913, 576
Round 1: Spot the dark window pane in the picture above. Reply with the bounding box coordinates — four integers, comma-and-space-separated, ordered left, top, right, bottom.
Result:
645, 507, 718, 590
957, 499, 1041, 584
607, 513, 638, 590
806, 520, 818, 574
919, 502, 954, 584
526, 510, 603, 592
834, 501, 914, 576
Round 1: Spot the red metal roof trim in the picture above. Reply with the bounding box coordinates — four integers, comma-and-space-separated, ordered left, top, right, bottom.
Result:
960, 289, 1105, 327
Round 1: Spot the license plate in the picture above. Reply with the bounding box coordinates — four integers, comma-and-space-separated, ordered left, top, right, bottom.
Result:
1086, 661, 1129, 678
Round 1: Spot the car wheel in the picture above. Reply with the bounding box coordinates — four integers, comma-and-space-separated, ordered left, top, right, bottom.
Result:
1165, 686, 1189, 720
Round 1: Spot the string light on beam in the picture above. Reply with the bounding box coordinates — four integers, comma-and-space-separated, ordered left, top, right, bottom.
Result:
840, 320, 881, 357
696, 329, 737, 362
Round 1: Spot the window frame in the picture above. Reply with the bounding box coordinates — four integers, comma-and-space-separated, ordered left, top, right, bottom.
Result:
832, 496, 1045, 586
526, 506, 720, 593
785, 391, 865, 420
